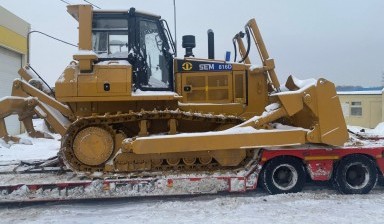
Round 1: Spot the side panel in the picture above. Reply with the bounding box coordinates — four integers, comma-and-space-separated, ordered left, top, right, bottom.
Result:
96, 68, 128, 93
55, 66, 78, 98
77, 65, 131, 97
306, 160, 333, 181
174, 59, 268, 118
181, 71, 233, 103
77, 74, 97, 96
233, 71, 246, 104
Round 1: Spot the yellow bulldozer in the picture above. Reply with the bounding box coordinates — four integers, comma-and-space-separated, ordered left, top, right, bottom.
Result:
0, 5, 348, 174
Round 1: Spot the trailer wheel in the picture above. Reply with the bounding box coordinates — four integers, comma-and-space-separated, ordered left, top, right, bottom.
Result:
261, 157, 306, 194
334, 155, 377, 194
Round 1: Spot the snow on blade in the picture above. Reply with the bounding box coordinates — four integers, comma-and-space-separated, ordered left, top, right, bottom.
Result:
265, 102, 280, 112
291, 75, 317, 88
273, 75, 317, 95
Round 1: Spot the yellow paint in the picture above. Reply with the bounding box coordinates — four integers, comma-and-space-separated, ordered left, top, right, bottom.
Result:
304, 156, 339, 161
0, 25, 27, 54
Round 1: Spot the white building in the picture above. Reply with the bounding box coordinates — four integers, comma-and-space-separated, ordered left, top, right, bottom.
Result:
338, 89, 384, 129
0, 6, 30, 134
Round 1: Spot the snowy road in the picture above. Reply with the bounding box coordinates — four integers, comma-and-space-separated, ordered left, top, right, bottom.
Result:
1, 188, 384, 224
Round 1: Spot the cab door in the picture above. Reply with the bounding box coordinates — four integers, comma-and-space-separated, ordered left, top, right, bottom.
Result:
133, 17, 173, 91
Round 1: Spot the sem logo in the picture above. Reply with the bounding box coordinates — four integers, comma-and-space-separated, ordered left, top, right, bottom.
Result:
182, 62, 193, 71
199, 64, 214, 71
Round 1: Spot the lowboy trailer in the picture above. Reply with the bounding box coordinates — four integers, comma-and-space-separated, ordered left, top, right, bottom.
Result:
1, 133, 383, 203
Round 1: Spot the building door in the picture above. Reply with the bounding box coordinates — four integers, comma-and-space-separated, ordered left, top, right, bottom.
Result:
0, 46, 22, 135
369, 101, 382, 128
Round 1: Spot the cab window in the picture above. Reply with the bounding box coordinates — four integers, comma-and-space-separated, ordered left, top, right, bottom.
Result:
92, 17, 129, 58
138, 19, 170, 89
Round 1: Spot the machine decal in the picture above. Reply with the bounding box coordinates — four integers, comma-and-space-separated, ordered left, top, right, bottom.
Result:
182, 62, 193, 71
177, 60, 233, 72
199, 63, 232, 71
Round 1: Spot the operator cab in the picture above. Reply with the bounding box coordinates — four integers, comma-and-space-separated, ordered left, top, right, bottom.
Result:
92, 8, 175, 91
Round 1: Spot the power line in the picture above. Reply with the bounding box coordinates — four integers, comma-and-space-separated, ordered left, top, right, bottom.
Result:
28, 31, 78, 48
83, 0, 101, 9
27, 30, 78, 64
58, 0, 70, 5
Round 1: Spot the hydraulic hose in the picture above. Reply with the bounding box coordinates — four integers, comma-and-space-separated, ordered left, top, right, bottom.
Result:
232, 38, 237, 62
239, 27, 251, 63
28, 65, 56, 98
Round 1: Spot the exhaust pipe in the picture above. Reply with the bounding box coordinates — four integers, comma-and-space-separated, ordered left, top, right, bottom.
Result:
207, 29, 214, 59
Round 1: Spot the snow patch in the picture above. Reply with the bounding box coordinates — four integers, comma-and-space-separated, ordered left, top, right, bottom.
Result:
249, 64, 262, 71
265, 102, 280, 112
96, 60, 131, 66
374, 123, 384, 133
348, 122, 384, 135
132, 89, 178, 96
0, 119, 60, 162
2, 189, 384, 224
18, 138, 33, 145
74, 50, 97, 56
291, 75, 317, 88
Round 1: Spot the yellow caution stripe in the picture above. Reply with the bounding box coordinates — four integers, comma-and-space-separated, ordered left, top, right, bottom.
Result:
0, 25, 27, 54
304, 156, 339, 161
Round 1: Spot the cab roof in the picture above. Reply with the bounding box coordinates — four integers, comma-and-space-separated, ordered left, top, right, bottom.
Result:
67, 4, 161, 21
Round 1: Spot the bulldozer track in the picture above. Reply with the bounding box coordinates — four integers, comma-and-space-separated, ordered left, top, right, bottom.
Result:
60, 110, 257, 175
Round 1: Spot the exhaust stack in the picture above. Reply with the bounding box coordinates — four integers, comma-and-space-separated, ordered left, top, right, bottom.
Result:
207, 29, 215, 59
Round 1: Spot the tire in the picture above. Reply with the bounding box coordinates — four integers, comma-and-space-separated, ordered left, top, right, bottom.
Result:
334, 155, 378, 194
260, 156, 306, 194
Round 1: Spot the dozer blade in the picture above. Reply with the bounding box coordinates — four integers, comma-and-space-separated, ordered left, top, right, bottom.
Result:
123, 127, 308, 155
275, 76, 349, 146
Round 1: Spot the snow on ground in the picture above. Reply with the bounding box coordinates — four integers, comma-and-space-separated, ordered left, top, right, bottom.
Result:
1, 189, 384, 224
348, 122, 384, 135
0, 119, 60, 163
1, 120, 384, 223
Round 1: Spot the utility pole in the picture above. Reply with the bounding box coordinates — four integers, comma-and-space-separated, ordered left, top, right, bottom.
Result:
173, 0, 177, 57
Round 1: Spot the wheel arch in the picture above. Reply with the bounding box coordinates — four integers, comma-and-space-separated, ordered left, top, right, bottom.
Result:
260, 155, 305, 170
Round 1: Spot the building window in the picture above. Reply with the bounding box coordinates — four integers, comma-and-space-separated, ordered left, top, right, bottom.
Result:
350, 101, 362, 116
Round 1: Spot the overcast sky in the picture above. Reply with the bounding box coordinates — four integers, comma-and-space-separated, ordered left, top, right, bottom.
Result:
0, 0, 383, 87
